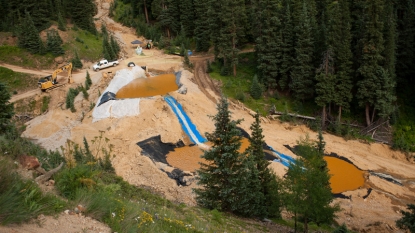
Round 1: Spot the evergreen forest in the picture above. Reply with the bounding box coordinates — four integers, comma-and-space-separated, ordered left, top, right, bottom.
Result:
0, 0, 414, 150
108, 0, 415, 151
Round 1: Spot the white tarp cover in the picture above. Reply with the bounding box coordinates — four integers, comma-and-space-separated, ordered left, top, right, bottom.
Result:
92, 66, 146, 122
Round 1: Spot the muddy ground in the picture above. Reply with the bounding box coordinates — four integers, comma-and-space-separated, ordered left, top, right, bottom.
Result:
2, 0, 415, 232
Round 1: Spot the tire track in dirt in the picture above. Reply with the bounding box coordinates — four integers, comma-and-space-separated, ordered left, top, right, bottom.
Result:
190, 56, 221, 104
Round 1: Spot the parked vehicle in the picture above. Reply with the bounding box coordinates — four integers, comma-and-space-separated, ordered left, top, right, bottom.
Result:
93, 59, 119, 71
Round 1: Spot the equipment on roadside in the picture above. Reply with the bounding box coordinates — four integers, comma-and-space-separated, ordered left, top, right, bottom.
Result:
38, 63, 73, 92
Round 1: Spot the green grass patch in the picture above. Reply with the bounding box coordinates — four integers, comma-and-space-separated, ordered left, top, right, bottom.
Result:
209, 52, 307, 116
62, 28, 103, 62
0, 157, 66, 225
0, 45, 55, 69
393, 106, 415, 152
0, 66, 39, 94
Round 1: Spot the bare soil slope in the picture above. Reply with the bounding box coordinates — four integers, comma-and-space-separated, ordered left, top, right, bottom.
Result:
2, 0, 415, 232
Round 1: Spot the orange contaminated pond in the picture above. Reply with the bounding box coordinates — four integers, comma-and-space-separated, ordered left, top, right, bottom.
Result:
116, 74, 178, 98
324, 156, 365, 194
166, 138, 250, 172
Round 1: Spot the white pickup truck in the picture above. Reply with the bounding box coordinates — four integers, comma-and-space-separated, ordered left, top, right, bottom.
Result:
93, 59, 119, 71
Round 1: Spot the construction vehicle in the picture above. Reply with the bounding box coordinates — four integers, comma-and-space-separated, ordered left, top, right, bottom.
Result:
38, 63, 73, 91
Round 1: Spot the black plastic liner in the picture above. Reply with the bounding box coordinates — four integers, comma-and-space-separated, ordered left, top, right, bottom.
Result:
98, 91, 117, 106
137, 135, 184, 164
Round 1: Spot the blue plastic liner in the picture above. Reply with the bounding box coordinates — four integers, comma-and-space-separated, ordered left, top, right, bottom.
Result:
268, 145, 296, 167
164, 95, 207, 144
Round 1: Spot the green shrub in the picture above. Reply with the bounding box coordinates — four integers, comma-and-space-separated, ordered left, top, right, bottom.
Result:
0, 125, 64, 170
220, 66, 229, 76
81, 86, 89, 100
235, 91, 246, 102
71, 50, 83, 69
332, 223, 349, 233
85, 71, 92, 90
41, 96, 50, 113
206, 60, 213, 73
55, 165, 99, 199
66, 87, 81, 112
396, 203, 415, 233
89, 102, 96, 111
250, 75, 262, 100
0, 158, 65, 224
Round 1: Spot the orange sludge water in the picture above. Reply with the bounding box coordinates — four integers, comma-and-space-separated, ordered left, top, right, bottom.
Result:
166, 138, 251, 172
324, 156, 365, 194
116, 74, 178, 98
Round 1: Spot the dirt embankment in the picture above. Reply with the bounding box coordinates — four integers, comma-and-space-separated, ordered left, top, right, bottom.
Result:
2, 0, 415, 232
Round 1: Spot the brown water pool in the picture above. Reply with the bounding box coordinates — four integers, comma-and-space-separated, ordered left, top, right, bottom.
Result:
324, 156, 365, 193
116, 74, 178, 98
166, 138, 250, 172
167, 140, 365, 193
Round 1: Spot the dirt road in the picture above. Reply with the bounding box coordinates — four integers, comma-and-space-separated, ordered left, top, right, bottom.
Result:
4, 0, 415, 232
190, 55, 221, 103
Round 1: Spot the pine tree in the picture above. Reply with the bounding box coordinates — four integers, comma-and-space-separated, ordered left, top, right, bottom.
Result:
396, 203, 415, 233
46, 29, 64, 56
103, 36, 116, 60
110, 35, 120, 57
194, 0, 210, 52
85, 71, 92, 90
290, 3, 315, 101
328, 0, 353, 122
315, 49, 335, 127
247, 112, 282, 218
255, 0, 283, 88
58, 12, 66, 31
72, 50, 83, 69
64, 0, 97, 34
378, 1, 397, 119
179, 0, 195, 37
195, 96, 263, 216
0, 83, 14, 133
18, 12, 45, 54
283, 138, 339, 232
279, 0, 295, 90
382, 1, 397, 82
317, 129, 326, 154
250, 75, 262, 100
357, 0, 390, 126
396, 0, 415, 82
210, 0, 246, 76
158, 0, 181, 37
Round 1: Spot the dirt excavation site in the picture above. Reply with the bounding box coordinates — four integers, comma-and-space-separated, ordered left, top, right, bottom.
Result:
3, 1, 415, 232
16, 58, 415, 233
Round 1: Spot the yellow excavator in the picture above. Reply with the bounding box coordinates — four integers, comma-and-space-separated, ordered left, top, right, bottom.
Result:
38, 63, 73, 91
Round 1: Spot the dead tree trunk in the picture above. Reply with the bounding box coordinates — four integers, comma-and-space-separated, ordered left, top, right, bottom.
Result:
143, 0, 149, 24
365, 103, 371, 126
35, 162, 64, 184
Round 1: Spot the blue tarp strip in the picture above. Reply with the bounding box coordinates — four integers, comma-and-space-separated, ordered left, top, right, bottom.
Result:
164, 95, 207, 144
268, 146, 295, 168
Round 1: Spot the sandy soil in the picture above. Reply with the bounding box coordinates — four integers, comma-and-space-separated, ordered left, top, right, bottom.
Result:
0, 213, 111, 233
3, 0, 415, 232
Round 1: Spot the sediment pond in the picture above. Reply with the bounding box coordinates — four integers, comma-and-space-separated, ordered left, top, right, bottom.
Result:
324, 156, 365, 193
116, 74, 178, 98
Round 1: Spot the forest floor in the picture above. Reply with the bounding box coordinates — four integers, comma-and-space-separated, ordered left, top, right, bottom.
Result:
1, 0, 415, 232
